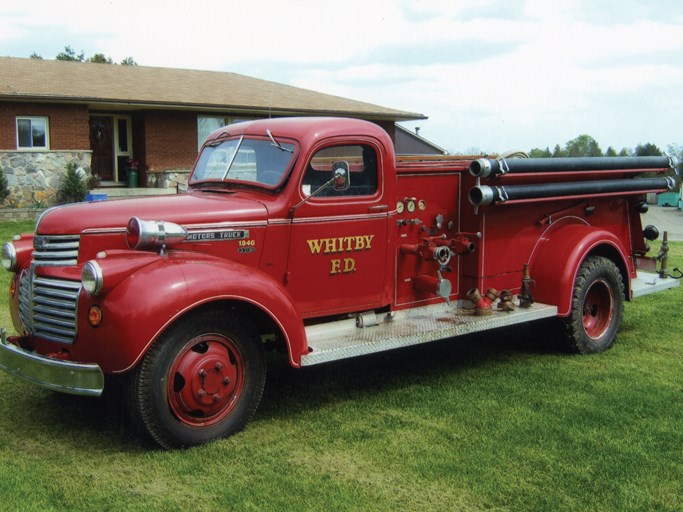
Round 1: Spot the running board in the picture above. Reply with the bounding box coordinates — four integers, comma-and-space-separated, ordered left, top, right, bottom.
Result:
301, 301, 558, 366
631, 271, 680, 298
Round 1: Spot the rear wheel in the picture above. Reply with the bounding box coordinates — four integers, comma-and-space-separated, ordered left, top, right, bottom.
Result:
129, 309, 266, 449
563, 256, 624, 354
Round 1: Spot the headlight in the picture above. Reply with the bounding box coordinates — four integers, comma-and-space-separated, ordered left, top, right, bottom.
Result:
126, 217, 187, 250
1, 242, 17, 271
81, 261, 104, 296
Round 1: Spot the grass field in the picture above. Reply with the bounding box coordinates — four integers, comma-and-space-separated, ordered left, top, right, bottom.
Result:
0, 219, 681, 511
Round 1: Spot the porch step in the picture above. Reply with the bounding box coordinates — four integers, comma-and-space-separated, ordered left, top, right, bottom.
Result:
301, 301, 558, 366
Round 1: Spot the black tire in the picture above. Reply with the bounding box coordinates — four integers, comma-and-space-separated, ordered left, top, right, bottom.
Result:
563, 255, 624, 354
128, 309, 266, 449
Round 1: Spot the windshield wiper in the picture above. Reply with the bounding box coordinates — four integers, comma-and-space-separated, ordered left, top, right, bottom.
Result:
267, 129, 293, 153
204, 130, 231, 147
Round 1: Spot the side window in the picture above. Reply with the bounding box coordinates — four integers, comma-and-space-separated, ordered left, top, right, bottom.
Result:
16, 116, 49, 149
302, 144, 378, 197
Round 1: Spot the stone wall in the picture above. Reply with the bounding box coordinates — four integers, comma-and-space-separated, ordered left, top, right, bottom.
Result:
0, 151, 92, 207
0, 207, 43, 222
146, 169, 191, 191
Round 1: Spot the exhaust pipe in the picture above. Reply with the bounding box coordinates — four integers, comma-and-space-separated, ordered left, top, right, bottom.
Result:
469, 155, 675, 179
468, 177, 676, 206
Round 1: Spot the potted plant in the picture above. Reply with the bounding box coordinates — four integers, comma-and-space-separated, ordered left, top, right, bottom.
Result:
127, 159, 139, 188
86, 173, 101, 191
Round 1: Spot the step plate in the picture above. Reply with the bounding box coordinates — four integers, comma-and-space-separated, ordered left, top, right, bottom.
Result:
301, 301, 558, 366
631, 271, 680, 298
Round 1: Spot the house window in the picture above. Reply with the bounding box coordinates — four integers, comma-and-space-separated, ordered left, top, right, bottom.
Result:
117, 118, 129, 153
197, 115, 261, 150
198, 116, 226, 150
16, 116, 49, 149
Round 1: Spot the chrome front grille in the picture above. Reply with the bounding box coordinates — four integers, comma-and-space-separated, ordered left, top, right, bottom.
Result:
18, 268, 81, 344
33, 235, 80, 266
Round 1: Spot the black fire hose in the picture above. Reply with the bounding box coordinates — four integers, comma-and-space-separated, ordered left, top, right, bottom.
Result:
469, 155, 675, 178
468, 177, 677, 206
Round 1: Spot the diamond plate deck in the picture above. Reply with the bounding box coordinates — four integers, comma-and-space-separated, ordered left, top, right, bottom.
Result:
631, 271, 680, 298
301, 301, 558, 366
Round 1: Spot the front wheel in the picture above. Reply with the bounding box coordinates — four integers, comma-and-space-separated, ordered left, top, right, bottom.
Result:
129, 309, 266, 449
563, 256, 625, 354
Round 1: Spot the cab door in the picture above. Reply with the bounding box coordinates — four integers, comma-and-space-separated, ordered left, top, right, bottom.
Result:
286, 141, 389, 318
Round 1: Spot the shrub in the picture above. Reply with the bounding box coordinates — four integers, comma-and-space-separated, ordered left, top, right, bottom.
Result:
58, 163, 88, 203
0, 169, 9, 205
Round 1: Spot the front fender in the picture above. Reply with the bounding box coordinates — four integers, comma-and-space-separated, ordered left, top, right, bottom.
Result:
74, 253, 306, 373
528, 222, 629, 316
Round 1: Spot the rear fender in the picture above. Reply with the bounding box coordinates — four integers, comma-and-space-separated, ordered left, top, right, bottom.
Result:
77, 254, 306, 373
528, 222, 629, 316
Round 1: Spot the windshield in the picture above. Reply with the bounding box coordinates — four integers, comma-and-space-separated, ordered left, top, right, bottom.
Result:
191, 136, 296, 187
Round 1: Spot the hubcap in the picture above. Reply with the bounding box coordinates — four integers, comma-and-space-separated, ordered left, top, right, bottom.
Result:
168, 334, 244, 426
582, 278, 614, 339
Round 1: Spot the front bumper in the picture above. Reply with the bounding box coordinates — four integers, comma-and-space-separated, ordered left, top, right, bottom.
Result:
0, 328, 104, 397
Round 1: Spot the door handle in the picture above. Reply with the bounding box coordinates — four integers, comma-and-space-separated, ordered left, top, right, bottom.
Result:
368, 205, 389, 212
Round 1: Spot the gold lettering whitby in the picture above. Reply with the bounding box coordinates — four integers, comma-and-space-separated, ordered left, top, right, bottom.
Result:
306, 235, 375, 255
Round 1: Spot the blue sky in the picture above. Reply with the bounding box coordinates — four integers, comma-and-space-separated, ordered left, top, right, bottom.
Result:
2, 0, 682, 154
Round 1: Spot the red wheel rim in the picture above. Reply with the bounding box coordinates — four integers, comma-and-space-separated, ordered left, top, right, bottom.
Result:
168, 334, 245, 427
582, 278, 614, 339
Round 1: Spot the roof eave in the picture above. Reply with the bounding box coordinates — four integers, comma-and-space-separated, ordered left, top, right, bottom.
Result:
0, 94, 427, 122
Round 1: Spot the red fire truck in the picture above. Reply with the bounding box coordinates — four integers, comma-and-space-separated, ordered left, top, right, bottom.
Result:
0, 117, 679, 448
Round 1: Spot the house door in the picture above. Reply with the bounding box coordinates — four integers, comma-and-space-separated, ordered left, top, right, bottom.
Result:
89, 116, 114, 180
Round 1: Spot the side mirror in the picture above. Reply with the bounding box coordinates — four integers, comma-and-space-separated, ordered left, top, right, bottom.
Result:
332, 161, 350, 191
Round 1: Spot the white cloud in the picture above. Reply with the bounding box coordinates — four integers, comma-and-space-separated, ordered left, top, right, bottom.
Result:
1, 0, 682, 152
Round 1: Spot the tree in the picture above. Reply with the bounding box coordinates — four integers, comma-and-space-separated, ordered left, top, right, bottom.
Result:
45, 46, 138, 65
529, 147, 552, 158
29, 52, 43, 60
89, 53, 113, 64
565, 134, 603, 157
605, 146, 618, 157
552, 144, 567, 157
634, 143, 662, 156
56, 45, 85, 62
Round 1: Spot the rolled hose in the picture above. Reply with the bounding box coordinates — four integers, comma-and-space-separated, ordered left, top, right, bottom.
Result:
469, 155, 675, 178
469, 176, 677, 206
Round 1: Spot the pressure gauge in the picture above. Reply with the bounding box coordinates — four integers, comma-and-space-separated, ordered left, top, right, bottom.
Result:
418, 199, 427, 211
396, 201, 405, 214
406, 200, 416, 213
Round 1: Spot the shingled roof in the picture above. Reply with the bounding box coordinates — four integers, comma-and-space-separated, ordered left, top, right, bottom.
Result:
0, 57, 425, 122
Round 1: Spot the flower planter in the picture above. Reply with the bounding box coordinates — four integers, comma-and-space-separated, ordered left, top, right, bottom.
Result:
127, 169, 139, 188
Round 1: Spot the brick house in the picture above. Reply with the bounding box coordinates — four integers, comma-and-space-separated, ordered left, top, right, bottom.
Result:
0, 57, 427, 206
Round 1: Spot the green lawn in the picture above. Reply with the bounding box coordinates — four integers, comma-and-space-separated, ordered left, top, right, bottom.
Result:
0, 219, 681, 512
